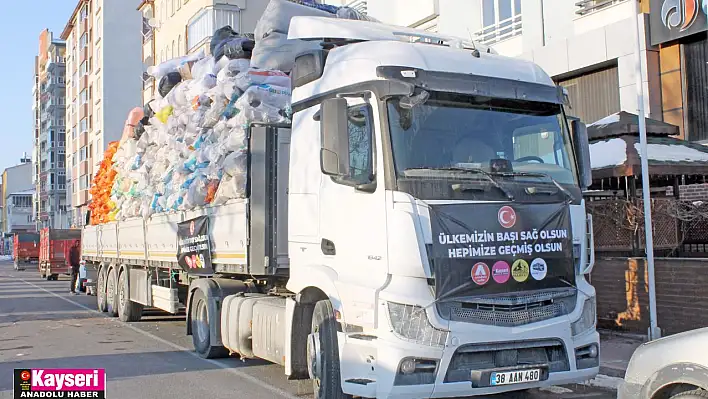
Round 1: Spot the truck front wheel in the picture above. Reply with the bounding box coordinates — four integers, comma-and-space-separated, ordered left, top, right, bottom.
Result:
190, 289, 228, 359
117, 270, 143, 322
308, 300, 351, 399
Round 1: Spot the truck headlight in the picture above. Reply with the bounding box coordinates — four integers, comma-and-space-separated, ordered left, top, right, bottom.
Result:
571, 296, 596, 336
386, 302, 448, 348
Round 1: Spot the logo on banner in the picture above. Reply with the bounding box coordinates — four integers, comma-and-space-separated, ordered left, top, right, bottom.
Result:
661, 0, 706, 31
497, 206, 517, 229
190, 220, 195, 235
492, 261, 511, 284
14, 368, 106, 398
512, 259, 530, 282
530, 258, 548, 281
471, 262, 490, 285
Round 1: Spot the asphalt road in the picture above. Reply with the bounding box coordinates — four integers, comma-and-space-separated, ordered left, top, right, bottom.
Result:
0, 260, 616, 399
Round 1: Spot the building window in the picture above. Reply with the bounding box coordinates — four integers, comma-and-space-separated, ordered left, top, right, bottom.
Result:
172, 40, 176, 58
95, 46, 101, 71
80, 32, 89, 48
476, 0, 522, 45
171, 0, 175, 15
178, 35, 182, 56
177, 0, 181, 10
80, 3, 89, 20
576, 0, 628, 16
13, 195, 33, 208
80, 89, 88, 104
95, 17, 102, 39
187, 6, 241, 52
80, 118, 88, 133
80, 61, 88, 76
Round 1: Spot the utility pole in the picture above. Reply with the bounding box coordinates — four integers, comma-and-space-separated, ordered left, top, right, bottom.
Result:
632, 0, 661, 340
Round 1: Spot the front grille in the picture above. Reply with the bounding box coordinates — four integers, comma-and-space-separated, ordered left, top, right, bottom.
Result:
445, 339, 570, 383
437, 288, 577, 327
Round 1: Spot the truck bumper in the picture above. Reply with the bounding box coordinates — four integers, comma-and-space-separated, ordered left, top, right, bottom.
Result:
341, 319, 599, 398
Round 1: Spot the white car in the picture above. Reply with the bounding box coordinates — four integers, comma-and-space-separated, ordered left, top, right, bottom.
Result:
618, 327, 708, 398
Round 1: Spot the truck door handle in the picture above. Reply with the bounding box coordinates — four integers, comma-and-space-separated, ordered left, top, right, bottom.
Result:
321, 239, 336, 255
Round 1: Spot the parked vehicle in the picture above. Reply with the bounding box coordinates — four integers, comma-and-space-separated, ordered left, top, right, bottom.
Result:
39, 228, 81, 281
13, 232, 40, 271
81, 16, 598, 399
619, 327, 708, 399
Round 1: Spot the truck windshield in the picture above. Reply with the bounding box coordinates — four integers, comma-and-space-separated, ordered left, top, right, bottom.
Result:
387, 92, 579, 199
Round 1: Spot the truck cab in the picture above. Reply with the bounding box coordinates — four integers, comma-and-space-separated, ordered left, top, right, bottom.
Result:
279, 16, 598, 398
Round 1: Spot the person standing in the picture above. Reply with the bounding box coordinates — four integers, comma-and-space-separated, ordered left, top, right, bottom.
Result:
69, 240, 81, 295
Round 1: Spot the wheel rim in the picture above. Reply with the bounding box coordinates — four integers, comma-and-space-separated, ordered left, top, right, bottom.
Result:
106, 271, 115, 308
195, 299, 209, 342
118, 275, 126, 311
97, 270, 105, 306
307, 330, 323, 392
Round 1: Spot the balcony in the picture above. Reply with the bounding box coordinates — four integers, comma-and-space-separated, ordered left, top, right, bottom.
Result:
575, 0, 629, 16
187, 5, 241, 53
474, 14, 523, 45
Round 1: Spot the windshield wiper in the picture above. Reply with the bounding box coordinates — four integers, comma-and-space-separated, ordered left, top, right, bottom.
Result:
491, 171, 574, 202
406, 167, 514, 201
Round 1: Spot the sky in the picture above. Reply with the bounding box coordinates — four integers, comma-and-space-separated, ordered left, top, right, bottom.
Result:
0, 1, 76, 173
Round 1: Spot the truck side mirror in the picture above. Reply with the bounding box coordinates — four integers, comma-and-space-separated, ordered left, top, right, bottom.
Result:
320, 98, 350, 177
570, 119, 592, 190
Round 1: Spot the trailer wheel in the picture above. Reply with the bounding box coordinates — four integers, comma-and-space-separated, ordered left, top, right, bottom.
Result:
190, 289, 228, 359
308, 300, 351, 399
96, 267, 108, 312
117, 269, 143, 322
105, 268, 119, 317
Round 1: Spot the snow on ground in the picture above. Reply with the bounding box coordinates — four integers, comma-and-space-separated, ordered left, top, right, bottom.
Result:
590, 138, 627, 168
581, 374, 624, 391
588, 112, 620, 127
539, 386, 574, 394
635, 143, 708, 162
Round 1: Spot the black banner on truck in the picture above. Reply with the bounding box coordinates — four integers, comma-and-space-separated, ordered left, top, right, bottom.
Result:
176, 216, 214, 275
430, 202, 574, 299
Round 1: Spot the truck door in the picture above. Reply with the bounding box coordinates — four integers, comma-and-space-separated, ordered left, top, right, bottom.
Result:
318, 96, 389, 329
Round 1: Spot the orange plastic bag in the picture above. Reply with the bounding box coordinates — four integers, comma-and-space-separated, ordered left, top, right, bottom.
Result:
88, 141, 120, 225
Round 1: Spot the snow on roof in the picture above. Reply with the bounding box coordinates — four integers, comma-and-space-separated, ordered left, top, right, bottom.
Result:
634, 143, 708, 163
590, 138, 627, 169
588, 112, 620, 128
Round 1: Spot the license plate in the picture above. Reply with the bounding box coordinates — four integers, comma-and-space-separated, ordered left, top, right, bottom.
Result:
490, 368, 541, 386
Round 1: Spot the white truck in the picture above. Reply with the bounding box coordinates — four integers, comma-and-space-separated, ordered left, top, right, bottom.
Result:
82, 16, 599, 399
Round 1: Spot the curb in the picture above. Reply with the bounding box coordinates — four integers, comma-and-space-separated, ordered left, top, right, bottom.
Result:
600, 366, 625, 379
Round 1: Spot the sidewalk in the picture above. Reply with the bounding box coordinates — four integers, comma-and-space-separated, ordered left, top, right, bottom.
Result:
599, 329, 646, 378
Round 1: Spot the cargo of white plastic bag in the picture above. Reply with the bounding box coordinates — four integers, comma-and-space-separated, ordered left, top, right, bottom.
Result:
250, 31, 321, 73
217, 59, 251, 86
235, 69, 290, 92
222, 150, 247, 177
235, 94, 290, 124
254, 0, 333, 41
191, 56, 216, 81
212, 174, 246, 205
242, 84, 292, 110
335, 6, 379, 22
148, 50, 205, 79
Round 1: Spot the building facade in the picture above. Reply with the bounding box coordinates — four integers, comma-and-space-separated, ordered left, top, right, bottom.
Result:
648, 0, 708, 142
138, 0, 270, 104
328, 0, 660, 127
2, 161, 34, 234
61, 0, 142, 226
33, 29, 68, 230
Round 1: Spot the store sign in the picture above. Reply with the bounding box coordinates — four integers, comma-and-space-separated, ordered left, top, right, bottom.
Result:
650, 0, 708, 45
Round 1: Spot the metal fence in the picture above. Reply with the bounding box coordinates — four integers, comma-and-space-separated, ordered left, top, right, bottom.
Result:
586, 197, 708, 256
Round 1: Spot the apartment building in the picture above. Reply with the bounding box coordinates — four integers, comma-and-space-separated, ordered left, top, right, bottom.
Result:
138, 0, 270, 103
33, 29, 68, 230
2, 161, 34, 234
61, 0, 142, 226
327, 1, 661, 126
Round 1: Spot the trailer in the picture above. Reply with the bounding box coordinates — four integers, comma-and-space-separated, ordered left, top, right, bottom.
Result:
39, 228, 82, 280
83, 16, 600, 399
13, 233, 40, 271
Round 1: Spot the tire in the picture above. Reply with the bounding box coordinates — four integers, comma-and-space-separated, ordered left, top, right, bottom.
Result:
105, 268, 119, 317
97, 267, 108, 312
46, 273, 54, 281
117, 269, 143, 322
671, 390, 708, 399
308, 300, 351, 399
190, 289, 228, 359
